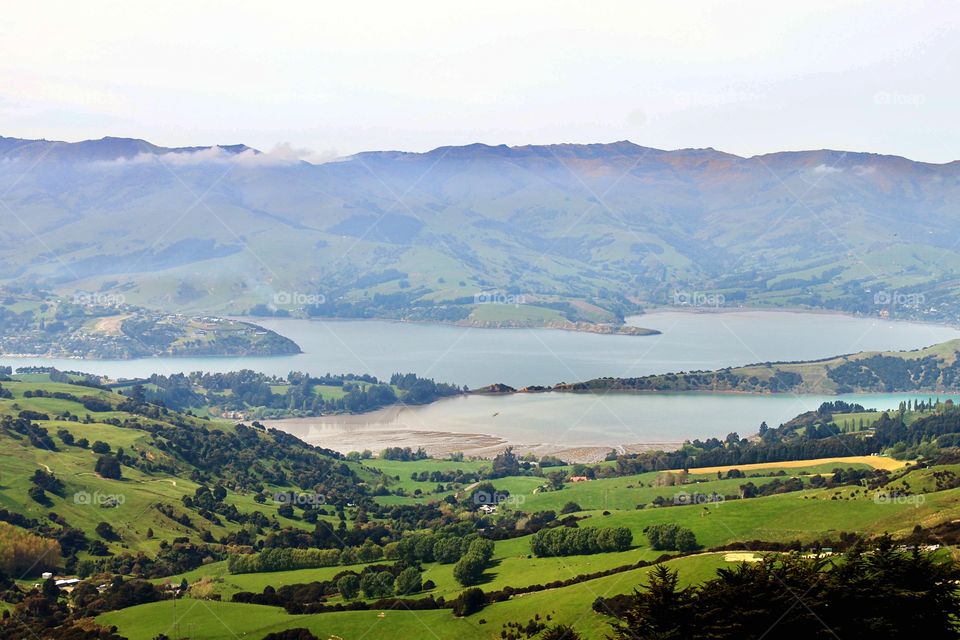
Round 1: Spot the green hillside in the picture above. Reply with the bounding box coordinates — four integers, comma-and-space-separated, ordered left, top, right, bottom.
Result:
4, 371, 960, 639
556, 339, 960, 394
2, 139, 960, 329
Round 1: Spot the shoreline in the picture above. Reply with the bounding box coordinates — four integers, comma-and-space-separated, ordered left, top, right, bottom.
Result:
291, 305, 960, 332
637, 305, 960, 331
264, 412, 684, 463
264, 387, 960, 463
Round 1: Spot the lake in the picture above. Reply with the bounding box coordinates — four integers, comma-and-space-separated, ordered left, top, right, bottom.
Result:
2, 310, 957, 388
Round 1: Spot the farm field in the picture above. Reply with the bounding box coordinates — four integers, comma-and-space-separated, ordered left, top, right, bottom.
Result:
100, 553, 731, 640
4, 372, 960, 640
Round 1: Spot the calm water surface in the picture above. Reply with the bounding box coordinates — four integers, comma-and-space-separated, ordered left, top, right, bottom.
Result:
304, 391, 960, 447
5, 311, 958, 444
1, 311, 956, 388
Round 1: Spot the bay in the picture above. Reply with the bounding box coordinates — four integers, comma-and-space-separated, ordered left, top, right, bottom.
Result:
2, 311, 957, 389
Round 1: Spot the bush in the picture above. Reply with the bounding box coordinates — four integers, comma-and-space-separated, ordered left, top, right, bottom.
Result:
91, 440, 111, 454
453, 554, 487, 586
262, 630, 321, 640
96, 521, 119, 541
560, 501, 582, 514
452, 587, 485, 617
337, 574, 360, 600
644, 524, 698, 551
395, 566, 423, 595
95, 454, 122, 479
27, 485, 51, 506
531, 526, 632, 557
360, 571, 394, 598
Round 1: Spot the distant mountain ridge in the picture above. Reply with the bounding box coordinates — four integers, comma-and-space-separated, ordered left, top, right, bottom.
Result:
0, 134, 958, 326
0, 135, 255, 163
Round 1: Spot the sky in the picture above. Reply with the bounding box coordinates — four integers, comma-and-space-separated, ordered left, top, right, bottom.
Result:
0, 0, 957, 162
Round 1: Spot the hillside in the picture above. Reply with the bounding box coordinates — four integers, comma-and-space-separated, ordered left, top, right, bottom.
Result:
553, 339, 960, 394
1, 136, 959, 328
5, 371, 960, 639
0, 289, 300, 358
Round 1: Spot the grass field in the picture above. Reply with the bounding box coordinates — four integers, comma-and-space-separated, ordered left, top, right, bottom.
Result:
100, 553, 730, 640
6, 374, 960, 640
677, 455, 909, 476
0, 379, 335, 555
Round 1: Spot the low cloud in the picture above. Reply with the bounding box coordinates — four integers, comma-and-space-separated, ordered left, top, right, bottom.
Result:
99, 143, 340, 168
813, 164, 843, 174
267, 142, 340, 164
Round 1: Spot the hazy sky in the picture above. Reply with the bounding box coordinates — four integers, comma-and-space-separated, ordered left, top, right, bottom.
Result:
1, 1, 957, 162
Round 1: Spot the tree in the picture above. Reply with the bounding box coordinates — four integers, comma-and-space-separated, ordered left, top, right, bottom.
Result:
360, 571, 394, 598
546, 471, 567, 491
611, 565, 694, 640
453, 554, 487, 586
491, 446, 520, 477
612, 543, 960, 639
644, 524, 695, 552
95, 521, 118, 541
0, 522, 61, 575
395, 566, 422, 595
560, 501, 582, 514
452, 587, 485, 617
434, 537, 462, 563
336, 574, 360, 600
674, 528, 698, 552
95, 454, 122, 479
91, 440, 111, 454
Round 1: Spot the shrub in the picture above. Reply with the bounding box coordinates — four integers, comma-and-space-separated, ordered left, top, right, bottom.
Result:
531, 526, 632, 557
360, 571, 394, 598
95, 454, 122, 479
644, 524, 698, 551
336, 574, 360, 600
91, 440, 111, 454
452, 587, 485, 617
560, 501, 582, 514
395, 566, 423, 595
453, 554, 487, 586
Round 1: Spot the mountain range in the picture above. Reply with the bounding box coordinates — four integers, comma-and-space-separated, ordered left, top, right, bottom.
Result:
1, 135, 958, 326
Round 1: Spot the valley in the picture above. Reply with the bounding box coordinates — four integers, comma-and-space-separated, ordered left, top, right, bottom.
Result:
5, 6, 959, 639
3, 369, 960, 640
